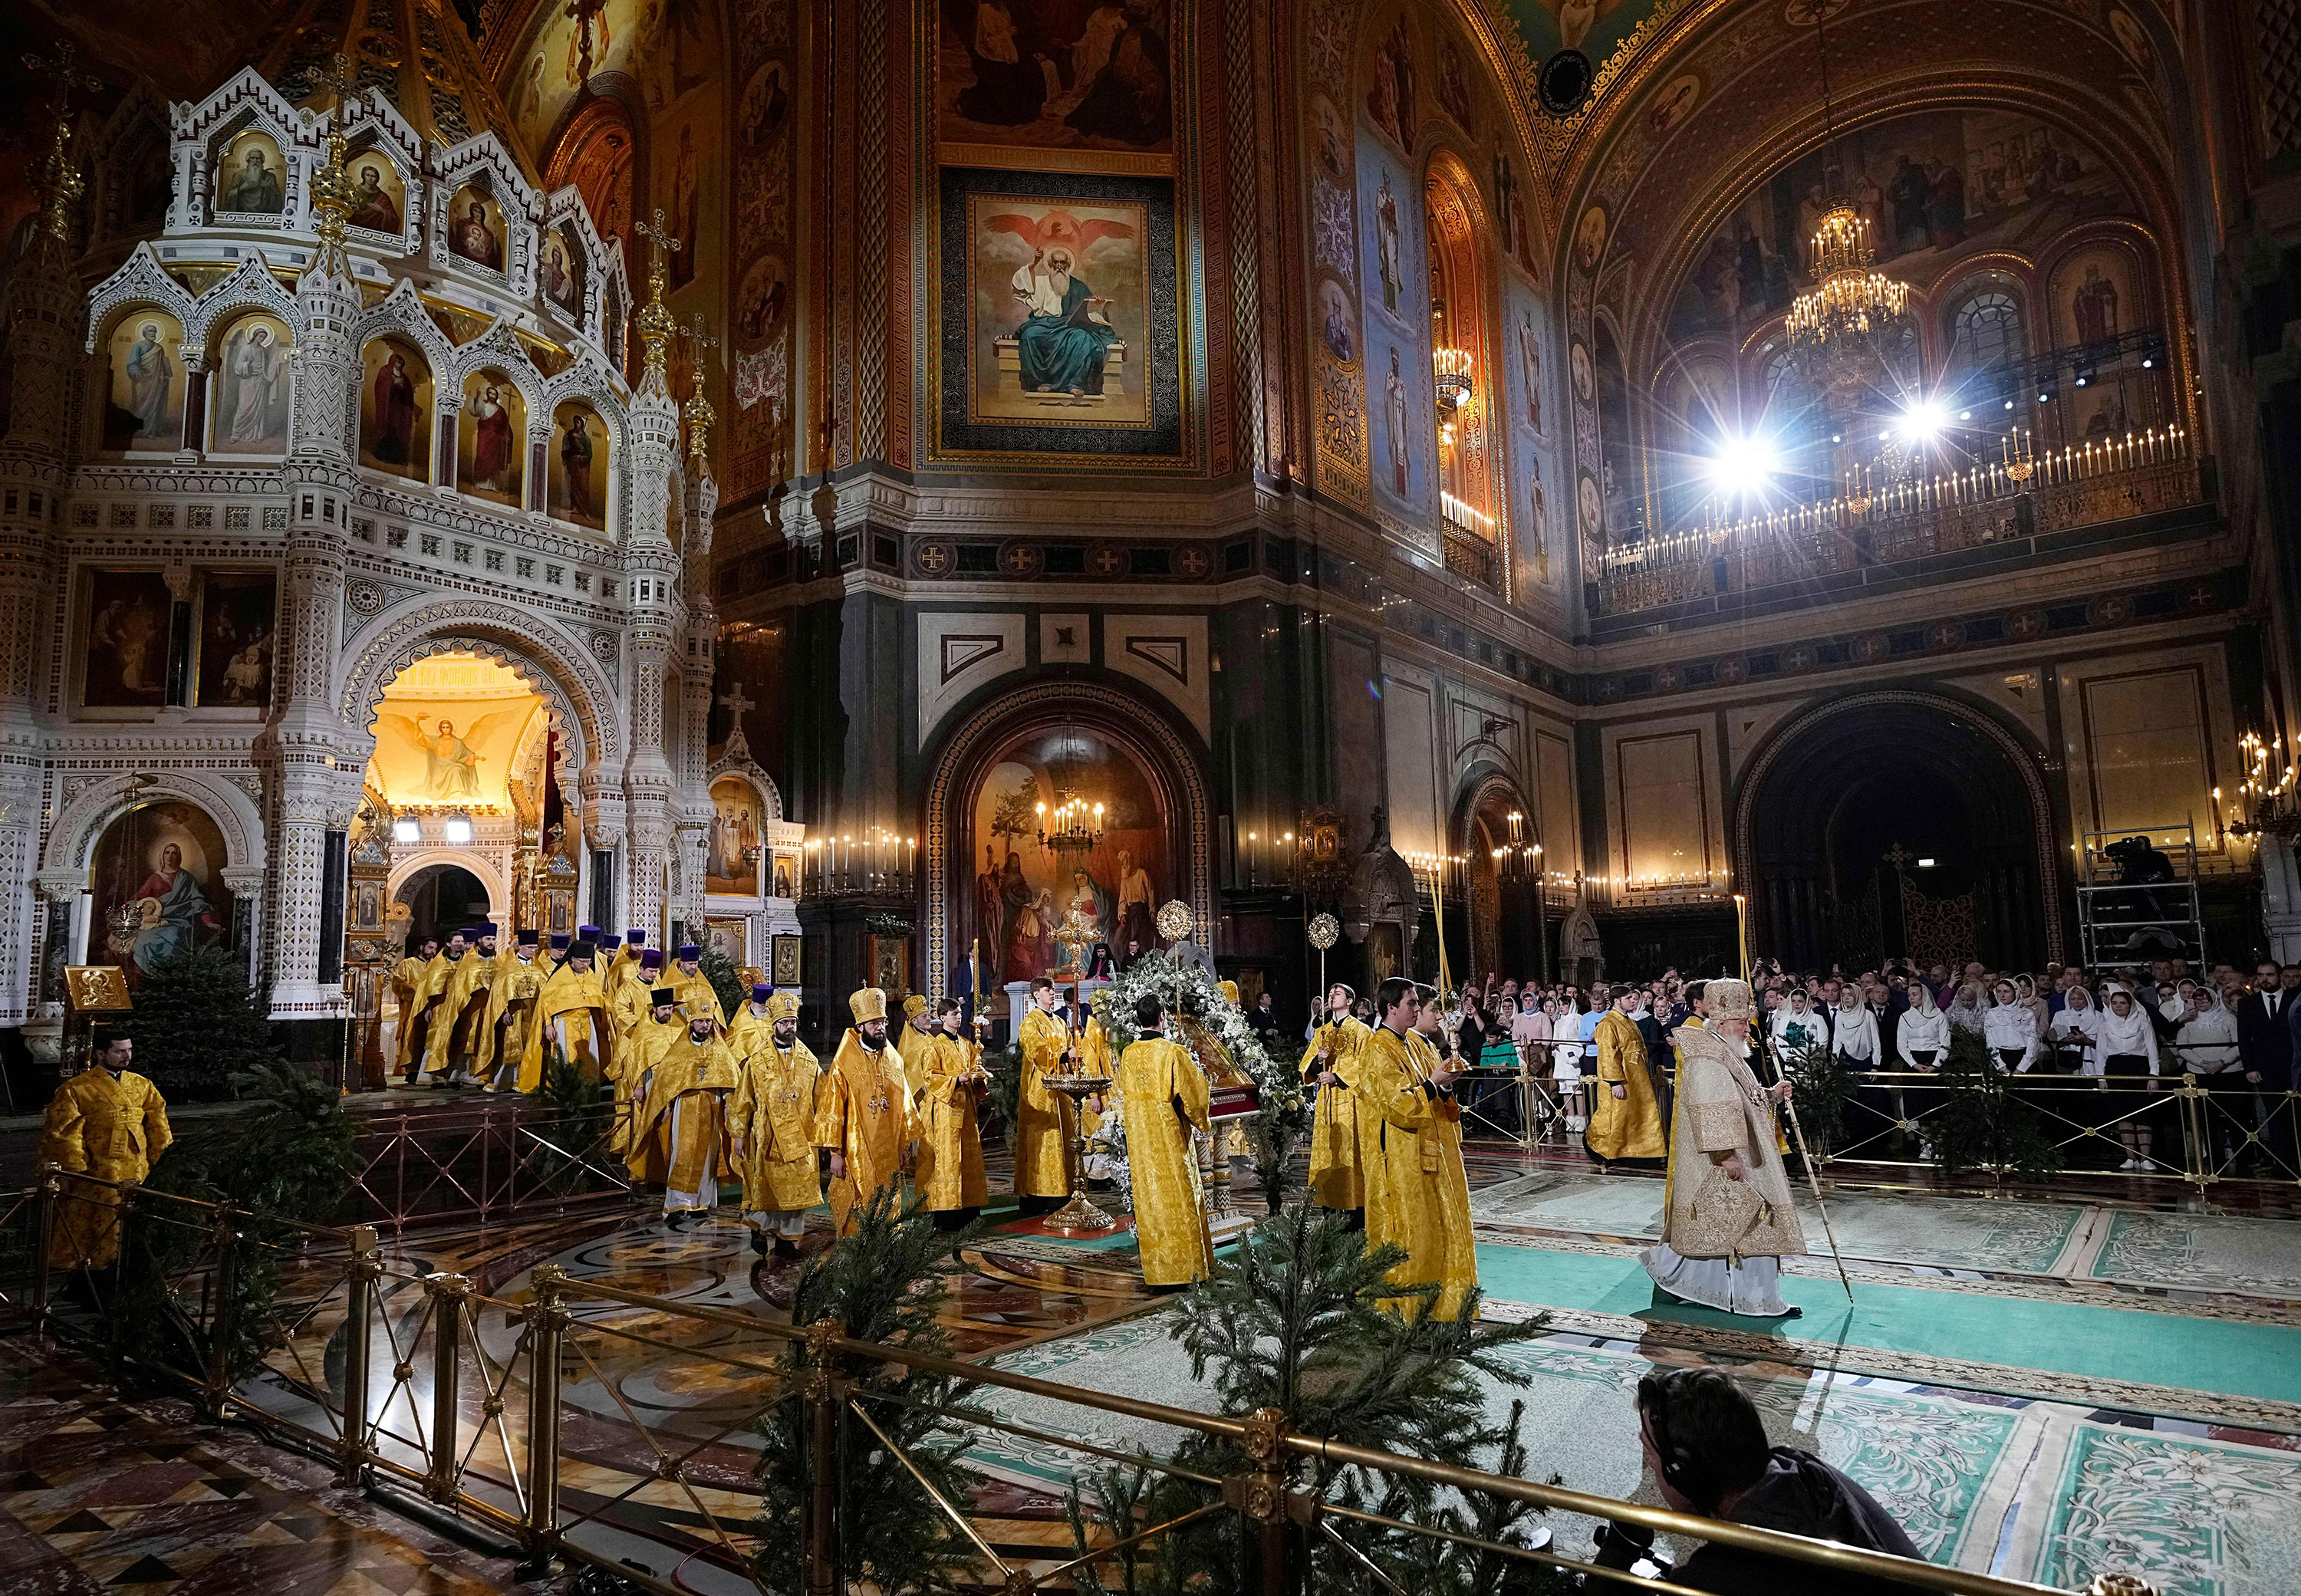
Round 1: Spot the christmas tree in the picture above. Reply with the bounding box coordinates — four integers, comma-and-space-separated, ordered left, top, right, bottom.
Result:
126, 943, 282, 1101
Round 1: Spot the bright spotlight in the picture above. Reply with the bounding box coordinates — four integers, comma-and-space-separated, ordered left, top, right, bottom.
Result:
2004, 399, 2016, 410
1897, 400, 1947, 443
443, 817, 474, 845
1706, 434, 1780, 495
392, 818, 422, 844
1959, 409, 1971, 420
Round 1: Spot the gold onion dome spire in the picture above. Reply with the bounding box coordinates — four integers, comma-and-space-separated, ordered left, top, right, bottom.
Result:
680, 313, 718, 469
633, 207, 680, 395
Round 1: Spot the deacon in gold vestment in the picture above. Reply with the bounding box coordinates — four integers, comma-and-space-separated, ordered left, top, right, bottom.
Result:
1108, 995, 1212, 1287
391, 935, 439, 1078
1643, 979, 1804, 1318
1585, 990, 1667, 1165
635, 1012, 741, 1226
815, 987, 916, 1236
1015, 978, 1078, 1214
522, 941, 615, 1092
399, 940, 454, 1083
667, 944, 725, 1027
38, 1032, 173, 1272
1299, 985, 1373, 1216
911, 997, 990, 1226
482, 931, 546, 1091
730, 990, 821, 1257
618, 988, 686, 1179
1358, 980, 1476, 1321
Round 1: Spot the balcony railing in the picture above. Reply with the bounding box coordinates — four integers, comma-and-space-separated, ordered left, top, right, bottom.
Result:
1595, 428, 2201, 618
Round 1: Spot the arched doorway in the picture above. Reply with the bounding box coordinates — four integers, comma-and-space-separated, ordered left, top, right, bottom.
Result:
926, 681, 1213, 1005
1454, 771, 1536, 984
395, 863, 493, 947
1736, 693, 2061, 972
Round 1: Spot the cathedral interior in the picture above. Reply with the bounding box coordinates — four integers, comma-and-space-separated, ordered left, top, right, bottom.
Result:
0, 0, 2298, 1591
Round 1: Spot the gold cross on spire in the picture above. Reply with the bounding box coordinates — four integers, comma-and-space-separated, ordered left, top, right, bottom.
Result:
680, 311, 718, 467
633, 207, 680, 388
22, 41, 102, 256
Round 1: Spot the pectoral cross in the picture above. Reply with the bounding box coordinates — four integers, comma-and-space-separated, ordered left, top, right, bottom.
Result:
867, 1090, 890, 1114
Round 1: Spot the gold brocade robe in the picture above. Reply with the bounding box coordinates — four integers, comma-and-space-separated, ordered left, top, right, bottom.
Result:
1359, 1026, 1477, 1321
1016, 1007, 1077, 1199
1300, 1016, 1373, 1210
669, 971, 724, 1026
484, 955, 546, 1088
423, 953, 491, 1078
521, 963, 614, 1092
1661, 1025, 1806, 1262
1585, 1009, 1667, 1161
635, 1035, 740, 1200
391, 956, 426, 1068
602, 946, 645, 1005
815, 1031, 914, 1234
911, 1031, 989, 1212
608, 979, 657, 1069
38, 1068, 173, 1270
1113, 1038, 1212, 1286
398, 953, 450, 1075
724, 1002, 774, 1061
731, 1034, 822, 1211
621, 1016, 688, 1176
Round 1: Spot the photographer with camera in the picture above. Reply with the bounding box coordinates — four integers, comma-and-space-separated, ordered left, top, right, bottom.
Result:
1633, 1367, 1924, 1594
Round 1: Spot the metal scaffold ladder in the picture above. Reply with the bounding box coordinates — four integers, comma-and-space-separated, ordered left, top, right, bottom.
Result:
2074, 815, 2206, 966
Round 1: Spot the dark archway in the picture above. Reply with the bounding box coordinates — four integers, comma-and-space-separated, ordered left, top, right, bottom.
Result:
397, 864, 491, 948
1740, 696, 2056, 972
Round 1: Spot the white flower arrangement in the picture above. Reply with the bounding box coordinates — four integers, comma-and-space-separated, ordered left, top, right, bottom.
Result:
1086, 950, 1312, 1156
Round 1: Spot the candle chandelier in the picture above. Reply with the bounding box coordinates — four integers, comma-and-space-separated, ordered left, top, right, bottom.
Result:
1786, 11, 1909, 388
1035, 726, 1105, 857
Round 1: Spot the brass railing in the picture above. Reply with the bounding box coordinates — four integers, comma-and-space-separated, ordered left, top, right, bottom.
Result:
344, 1097, 633, 1234
10, 1169, 2164, 1595
1594, 443, 2204, 617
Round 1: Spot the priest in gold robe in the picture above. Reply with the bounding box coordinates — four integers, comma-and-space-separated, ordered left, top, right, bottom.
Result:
391, 934, 439, 1079
611, 949, 668, 1059
1015, 976, 1078, 1216
1108, 994, 1212, 1288
635, 1010, 741, 1229
1586, 987, 1667, 1167
521, 940, 614, 1092
1359, 979, 1477, 1321
731, 989, 821, 1262
1300, 983, 1372, 1220
668, 943, 724, 1028
482, 930, 547, 1091
399, 934, 455, 1084
423, 925, 499, 1084
1643, 978, 1805, 1318
618, 986, 687, 1179
911, 996, 990, 1229
38, 1029, 173, 1272
603, 930, 650, 1006
815, 986, 915, 1236
723, 979, 778, 1059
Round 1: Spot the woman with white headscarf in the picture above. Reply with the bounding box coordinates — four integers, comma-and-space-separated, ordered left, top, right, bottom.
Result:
1983, 979, 2040, 1072
1897, 983, 1950, 1071
2047, 981, 2103, 1074
2097, 987, 2161, 1173
2171, 982, 2242, 1170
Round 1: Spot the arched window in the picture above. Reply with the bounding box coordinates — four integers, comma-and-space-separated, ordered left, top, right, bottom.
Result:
1423, 153, 1503, 586
1947, 289, 2023, 373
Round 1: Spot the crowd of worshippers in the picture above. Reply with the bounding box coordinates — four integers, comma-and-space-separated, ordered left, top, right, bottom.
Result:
1281, 952, 2293, 1177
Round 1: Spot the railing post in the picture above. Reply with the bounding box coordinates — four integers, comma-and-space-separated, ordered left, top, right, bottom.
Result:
1226, 1406, 1295, 1596
522, 1264, 568, 1571
203, 1214, 240, 1420
30, 1167, 58, 1338
425, 1272, 472, 1504
803, 1318, 847, 1596
2179, 1073, 2210, 1192
340, 1226, 379, 1486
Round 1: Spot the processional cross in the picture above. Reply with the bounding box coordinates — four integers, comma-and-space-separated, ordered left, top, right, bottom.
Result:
565, 0, 611, 87
22, 41, 103, 253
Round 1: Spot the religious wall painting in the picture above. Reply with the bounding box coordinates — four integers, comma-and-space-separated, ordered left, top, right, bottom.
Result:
193, 571, 276, 709
2051, 242, 2145, 440
208, 311, 291, 457
2107, 7, 2151, 70
370, 656, 542, 811
1650, 71, 1703, 137
1364, 14, 1417, 156
1309, 94, 1350, 186
1574, 202, 1608, 273
456, 370, 526, 507
736, 253, 788, 347
1318, 278, 1358, 364
80, 569, 173, 710
1521, 439, 1555, 587
1666, 109, 2130, 341
360, 337, 433, 481
662, 116, 706, 291
771, 851, 798, 900
98, 311, 186, 455
771, 932, 802, 986
91, 801, 232, 989
510, 0, 707, 159
344, 149, 408, 235
968, 732, 1167, 982
969, 194, 1147, 422
705, 916, 748, 966
1435, 36, 1475, 135
740, 61, 791, 147
539, 225, 586, 318
1513, 296, 1546, 435
213, 128, 286, 216
548, 400, 611, 530
446, 183, 507, 273
706, 775, 765, 896
561, 111, 637, 278
1577, 466, 1603, 554
1569, 334, 1595, 406
937, 0, 1174, 166
1514, 0, 1667, 67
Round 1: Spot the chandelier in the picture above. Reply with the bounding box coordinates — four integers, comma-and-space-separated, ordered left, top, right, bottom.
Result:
1037, 795, 1105, 855
1786, 12, 1908, 383
1432, 344, 1473, 411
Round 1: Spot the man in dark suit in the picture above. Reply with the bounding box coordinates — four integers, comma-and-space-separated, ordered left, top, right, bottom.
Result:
2246, 963, 2299, 1173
